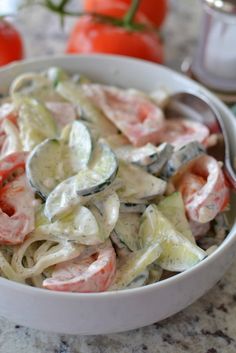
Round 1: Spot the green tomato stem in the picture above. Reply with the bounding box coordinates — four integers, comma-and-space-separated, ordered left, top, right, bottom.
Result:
123, 0, 141, 27
19, 0, 147, 31
58, 0, 70, 11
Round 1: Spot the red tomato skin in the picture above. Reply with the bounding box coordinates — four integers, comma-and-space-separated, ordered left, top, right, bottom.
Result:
66, 16, 164, 64
0, 20, 24, 66
84, 1, 150, 24
84, 0, 168, 27
0, 152, 27, 188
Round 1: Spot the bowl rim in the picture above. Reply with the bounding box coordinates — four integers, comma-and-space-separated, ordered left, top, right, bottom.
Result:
0, 53, 235, 299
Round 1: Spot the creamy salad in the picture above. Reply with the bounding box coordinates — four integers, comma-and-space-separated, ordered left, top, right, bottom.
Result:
0, 67, 230, 292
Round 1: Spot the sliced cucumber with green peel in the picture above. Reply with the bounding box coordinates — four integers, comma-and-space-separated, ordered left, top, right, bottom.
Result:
115, 143, 159, 166
120, 202, 147, 213
44, 205, 103, 245
115, 143, 173, 176
139, 205, 206, 272
45, 141, 118, 221
126, 270, 149, 289
110, 241, 162, 290
27, 138, 61, 198
56, 81, 117, 137
146, 262, 163, 285
93, 191, 120, 237
114, 213, 141, 251
16, 97, 58, 151
157, 192, 195, 243
35, 205, 50, 228
118, 161, 166, 200
61, 121, 93, 174
26, 121, 93, 199
161, 141, 205, 179
110, 231, 131, 257
146, 143, 174, 175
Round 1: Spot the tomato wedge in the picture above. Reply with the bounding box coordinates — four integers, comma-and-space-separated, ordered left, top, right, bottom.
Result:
82, 84, 165, 146
0, 152, 35, 245
155, 118, 210, 148
0, 152, 27, 187
43, 240, 116, 292
175, 155, 230, 223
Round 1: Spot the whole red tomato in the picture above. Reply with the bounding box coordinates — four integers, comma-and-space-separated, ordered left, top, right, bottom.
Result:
66, 15, 164, 64
84, 0, 168, 27
0, 20, 24, 66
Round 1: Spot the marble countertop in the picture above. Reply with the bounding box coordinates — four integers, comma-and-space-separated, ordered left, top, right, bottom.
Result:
1, 1, 236, 352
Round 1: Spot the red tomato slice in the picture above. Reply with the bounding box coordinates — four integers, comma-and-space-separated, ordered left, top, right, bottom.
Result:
0, 152, 27, 187
43, 241, 116, 292
82, 84, 165, 146
155, 118, 210, 148
175, 155, 230, 223
0, 174, 35, 245
0, 152, 35, 245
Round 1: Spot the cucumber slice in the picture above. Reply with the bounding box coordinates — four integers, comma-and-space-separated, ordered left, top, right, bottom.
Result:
56, 81, 117, 137
27, 138, 61, 198
61, 121, 93, 174
139, 205, 206, 272
146, 263, 163, 285
110, 231, 131, 257
158, 192, 195, 243
120, 202, 147, 213
126, 270, 149, 289
115, 143, 159, 166
16, 97, 58, 151
161, 141, 205, 179
115, 143, 173, 176
45, 141, 118, 221
110, 242, 162, 290
26, 121, 93, 199
44, 205, 102, 245
93, 191, 120, 237
146, 143, 174, 175
115, 213, 141, 251
35, 205, 50, 228
118, 161, 166, 200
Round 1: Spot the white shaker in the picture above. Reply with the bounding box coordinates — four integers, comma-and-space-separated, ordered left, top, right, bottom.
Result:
191, 0, 236, 92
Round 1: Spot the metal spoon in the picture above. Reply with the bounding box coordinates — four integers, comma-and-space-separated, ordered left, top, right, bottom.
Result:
164, 91, 236, 188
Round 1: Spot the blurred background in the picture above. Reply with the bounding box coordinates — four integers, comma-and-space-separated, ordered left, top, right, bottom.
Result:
0, 0, 202, 70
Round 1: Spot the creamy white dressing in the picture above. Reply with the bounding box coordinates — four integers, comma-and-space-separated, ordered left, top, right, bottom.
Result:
0, 67, 228, 292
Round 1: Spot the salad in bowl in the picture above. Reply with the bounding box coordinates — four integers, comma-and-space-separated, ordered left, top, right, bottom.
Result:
0, 62, 231, 294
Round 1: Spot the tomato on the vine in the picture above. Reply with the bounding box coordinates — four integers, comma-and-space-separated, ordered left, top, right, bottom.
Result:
83, 0, 150, 24
66, 15, 164, 64
0, 20, 24, 67
84, 0, 168, 27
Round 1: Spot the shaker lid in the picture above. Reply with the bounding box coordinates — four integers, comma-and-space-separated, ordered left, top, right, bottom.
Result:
204, 0, 236, 14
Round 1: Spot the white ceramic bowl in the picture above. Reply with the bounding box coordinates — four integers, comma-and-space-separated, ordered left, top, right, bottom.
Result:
0, 55, 235, 335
